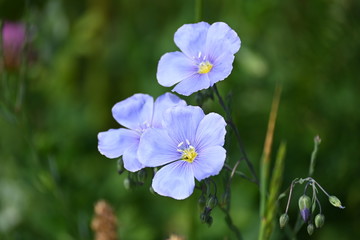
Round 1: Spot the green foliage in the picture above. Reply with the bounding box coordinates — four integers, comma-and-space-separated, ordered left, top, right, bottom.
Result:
1, 0, 360, 239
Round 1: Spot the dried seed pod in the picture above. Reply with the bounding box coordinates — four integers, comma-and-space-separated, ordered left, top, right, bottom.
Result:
91, 200, 118, 240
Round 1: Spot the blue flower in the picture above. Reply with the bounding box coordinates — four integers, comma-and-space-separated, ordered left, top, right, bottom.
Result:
157, 22, 241, 96
98, 93, 186, 172
138, 105, 227, 200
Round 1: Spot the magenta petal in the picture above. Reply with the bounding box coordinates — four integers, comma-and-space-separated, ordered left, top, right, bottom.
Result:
193, 146, 226, 181
172, 73, 210, 96
152, 161, 195, 200
97, 129, 139, 159
2, 22, 26, 70
174, 22, 210, 58
123, 143, 144, 172
112, 94, 153, 130
195, 113, 226, 150
157, 52, 197, 88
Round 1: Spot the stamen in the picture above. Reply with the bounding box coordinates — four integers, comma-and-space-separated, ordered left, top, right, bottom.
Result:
198, 61, 213, 74
135, 121, 151, 134
181, 147, 198, 163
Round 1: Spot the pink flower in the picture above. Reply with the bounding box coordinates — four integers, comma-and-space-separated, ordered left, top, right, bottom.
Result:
2, 21, 26, 71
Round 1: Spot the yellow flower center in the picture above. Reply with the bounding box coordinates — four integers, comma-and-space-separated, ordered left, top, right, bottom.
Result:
180, 146, 198, 163
198, 61, 213, 74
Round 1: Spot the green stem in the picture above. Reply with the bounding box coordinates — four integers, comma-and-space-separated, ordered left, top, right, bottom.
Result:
313, 179, 330, 197
195, 0, 202, 22
1, 71, 10, 104
259, 152, 270, 216
224, 163, 257, 184
258, 85, 282, 240
219, 206, 243, 240
15, 67, 26, 112
309, 136, 321, 177
213, 84, 259, 184
293, 214, 304, 237
285, 179, 298, 214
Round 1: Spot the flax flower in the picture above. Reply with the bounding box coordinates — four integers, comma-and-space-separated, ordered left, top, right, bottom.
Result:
157, 22, 241, 96
98, 93, 186, 172
138, 106, 226, 199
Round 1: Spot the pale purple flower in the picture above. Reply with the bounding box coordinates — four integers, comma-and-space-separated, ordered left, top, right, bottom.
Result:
1, 21, 26, 70
138, 105, 227, 200
98, 93, 186, 172
157, 22, 241, 96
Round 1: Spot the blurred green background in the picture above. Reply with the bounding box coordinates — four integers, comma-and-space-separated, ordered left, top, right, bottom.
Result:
1, 0, 359, 239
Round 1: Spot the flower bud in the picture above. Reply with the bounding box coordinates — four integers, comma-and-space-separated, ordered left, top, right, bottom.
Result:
117, 158, 125, 174
299, 195, 311, 210
298, 195, 311, 222
149, 186, 155, 195
2, 21, 26, 71
206, 195, 218, 209
300, 208, 310, 223
329, 195, 345, 209
123, 178, 131, 190
206, 215, 213, 226
200, 210, 213, 226
315, 214, 325, 228
279, 213, 289, 228
124, 178, 135, 190
200, 210, 211, 224
200, 212, 207, 223
307, 223, 314, 235
137, 169, 147, 184
220, 191, 230, 208
198, 194, 206, 211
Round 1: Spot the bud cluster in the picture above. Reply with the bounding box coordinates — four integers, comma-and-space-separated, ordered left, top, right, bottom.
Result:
279, 177, 344, 236
123, 170, 148, 190
119, 158, 149, 190
199, 194, 218, 226
197, 179, 220, 227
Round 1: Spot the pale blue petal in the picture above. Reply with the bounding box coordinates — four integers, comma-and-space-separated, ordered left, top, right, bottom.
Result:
123, 142, 144, 172
205, 22, 241, 58
208, 53, 235, 86
138, 128, 180, 167
112, 94, 153, 130
172, 73, 210, 96
193, 146, 226, 181
174, 22, 210, 58
97, 129, 139, 159
152, 92, 187, 128
152, 161, 195, 200
163, 106, 205, 144
157, 52, 197, 87
195, 113, 227, 150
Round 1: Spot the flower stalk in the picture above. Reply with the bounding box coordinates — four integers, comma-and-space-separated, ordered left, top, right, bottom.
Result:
258, 84, 282, 240
213, 84, 259, 184
309, 136, 321, 177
